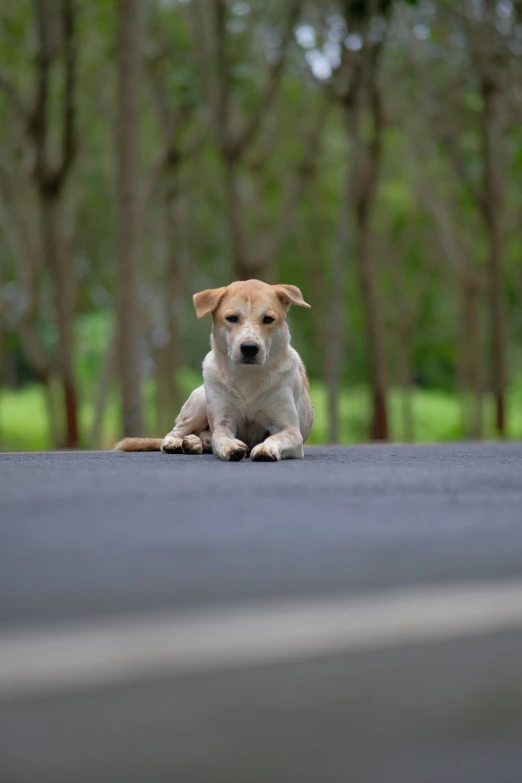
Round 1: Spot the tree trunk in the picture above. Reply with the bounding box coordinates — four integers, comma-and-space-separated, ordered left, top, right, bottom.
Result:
155, 342, 180, 435
323, 336, 341, 444
115, 0, 144, 436
18, 321, 60, 447
223, 159, 273, 282
356, 198, 389, 441
0, 261, 4, 450
323, 162, 351, 444
90, 328, 116, 448
154, 252, 182, 435
225, 159, 247, 279
40, 192, 79, 448
392, 271, 414, 443
344, 35, 389, 442
0, 257, 4, 388
348, 76, 389, 442
459, 278, 484, 439
234, 254, 272, 283
481, 73, 507, 437
154, 167, 186, 434
398, 353, 414, 443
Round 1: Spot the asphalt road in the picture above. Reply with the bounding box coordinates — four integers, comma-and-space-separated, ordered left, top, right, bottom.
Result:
1, 444, 522, 783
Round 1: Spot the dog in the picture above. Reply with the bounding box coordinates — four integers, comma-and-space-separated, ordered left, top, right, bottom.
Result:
115, 279, 313, 461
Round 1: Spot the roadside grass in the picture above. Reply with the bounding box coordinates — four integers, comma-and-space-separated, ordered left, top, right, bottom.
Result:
2, 372, 521, 451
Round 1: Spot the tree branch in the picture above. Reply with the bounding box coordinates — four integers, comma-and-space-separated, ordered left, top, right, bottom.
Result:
0, 71, 27, 123
146, 56, 206, 203
30, 0, 52, 186
414, 163, 475, 280
233, 0, 303, 155
396, 6, 488, 220
57, 0, 77, 180
208, 0, 231, 152
29, 0, 77, 192
258, 106, 328, 263
146, 45, 197, 144
188, 0, 234, 153
365, 41, 385, 199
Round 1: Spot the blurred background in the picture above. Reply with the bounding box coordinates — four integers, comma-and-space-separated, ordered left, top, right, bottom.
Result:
0, 0, 521, 452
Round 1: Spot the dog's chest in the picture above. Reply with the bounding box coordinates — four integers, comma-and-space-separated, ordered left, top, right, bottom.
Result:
226, 371, 278, 447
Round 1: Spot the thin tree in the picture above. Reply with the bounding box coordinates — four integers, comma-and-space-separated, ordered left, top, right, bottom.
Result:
0, 0, 79, 447
478, 0, 508, 436
115, 0, 145, 436
348, 32, 389, 440
317, 0, 392, 440
146, 16, 206, 433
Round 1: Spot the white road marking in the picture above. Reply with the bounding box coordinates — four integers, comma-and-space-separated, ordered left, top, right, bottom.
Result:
1, 580, 522, 701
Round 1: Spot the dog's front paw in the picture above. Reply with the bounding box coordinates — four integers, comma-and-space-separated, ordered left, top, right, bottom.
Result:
218, 439, 248, 462
250, 442, 281, 462
182, 435, 203, 455
161, 434, 184, 454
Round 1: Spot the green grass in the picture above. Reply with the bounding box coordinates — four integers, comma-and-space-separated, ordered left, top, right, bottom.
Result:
1, 373, 521, 451
307, 381, 522, 444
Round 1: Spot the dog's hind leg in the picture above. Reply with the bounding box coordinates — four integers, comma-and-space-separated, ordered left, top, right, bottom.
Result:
162, 385, 209, 454
198, 429, 213, 454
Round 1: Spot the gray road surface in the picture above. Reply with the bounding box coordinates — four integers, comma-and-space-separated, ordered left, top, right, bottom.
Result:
1, 444, 522, 783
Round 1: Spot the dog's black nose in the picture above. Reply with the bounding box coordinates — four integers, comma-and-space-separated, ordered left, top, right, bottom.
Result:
240, 342, 259, 358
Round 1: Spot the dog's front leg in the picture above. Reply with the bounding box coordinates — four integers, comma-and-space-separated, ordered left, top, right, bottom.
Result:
212, 421, 248, 462
250, 390, 304, 462
250, 427, 304, 461
206, 386, 247, 462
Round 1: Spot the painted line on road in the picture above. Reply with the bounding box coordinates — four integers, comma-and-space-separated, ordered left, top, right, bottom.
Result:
1, 579, 522, 701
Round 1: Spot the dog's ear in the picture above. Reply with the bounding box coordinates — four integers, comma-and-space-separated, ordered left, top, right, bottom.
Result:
193, 287, 227, 318
273, 284, 311, 310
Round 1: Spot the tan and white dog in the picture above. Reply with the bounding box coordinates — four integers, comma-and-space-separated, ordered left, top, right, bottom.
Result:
115, 279, 313, 461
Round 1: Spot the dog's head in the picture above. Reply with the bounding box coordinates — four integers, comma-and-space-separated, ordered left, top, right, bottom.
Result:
193, 279, 310, 366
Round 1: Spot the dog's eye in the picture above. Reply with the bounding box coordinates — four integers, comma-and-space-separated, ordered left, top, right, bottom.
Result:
263, 316, 275, 325
226, 315, 239, 324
